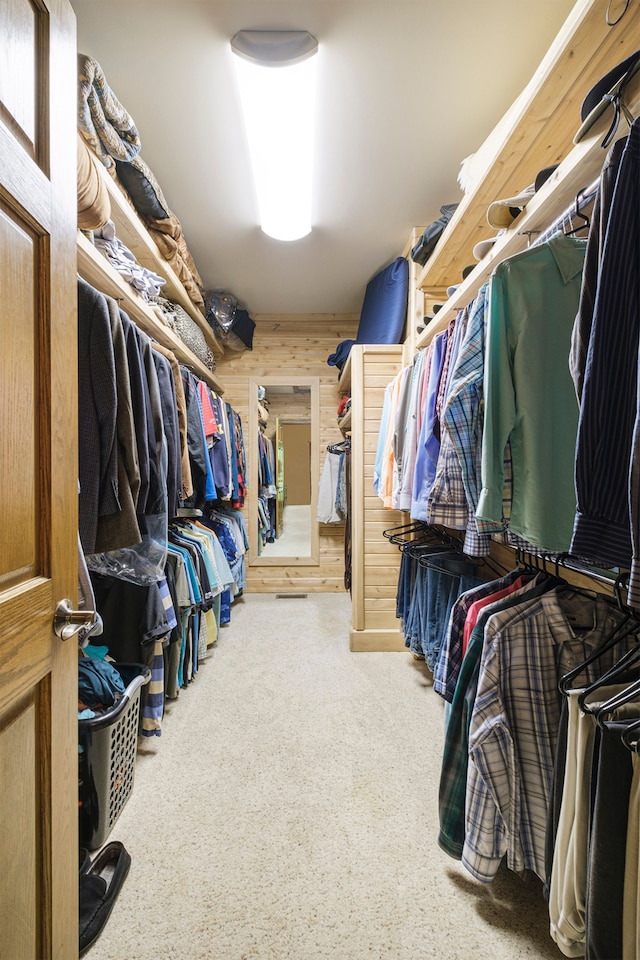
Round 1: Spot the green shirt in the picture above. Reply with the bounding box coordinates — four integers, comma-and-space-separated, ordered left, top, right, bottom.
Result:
476, 233, 587, 552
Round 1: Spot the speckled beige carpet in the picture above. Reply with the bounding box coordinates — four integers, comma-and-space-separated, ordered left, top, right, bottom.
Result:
86, 592, 559, 960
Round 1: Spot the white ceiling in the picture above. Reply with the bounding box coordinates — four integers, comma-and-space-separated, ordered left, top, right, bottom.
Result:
71, 0, 577, 316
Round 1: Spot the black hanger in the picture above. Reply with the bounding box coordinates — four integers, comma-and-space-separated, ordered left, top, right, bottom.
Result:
404, 538, 454, 561
417, 549, 484, 576
574, 638, 640, 711
383, 521, 433, 545
564, 190, 591, 237
593, 675, 640, 727
559, 574, 636, 697
621, 716, 640, 752
327, 439, 350, 454
382, 520, 443, 549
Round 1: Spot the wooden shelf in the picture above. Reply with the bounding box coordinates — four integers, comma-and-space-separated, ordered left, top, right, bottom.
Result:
77, 230, 225, 394
417, 0, 640, 305
338, 351, 352, 391
415, 12, 640, 352
97, 163, 223, 357
338, 408, 352, 434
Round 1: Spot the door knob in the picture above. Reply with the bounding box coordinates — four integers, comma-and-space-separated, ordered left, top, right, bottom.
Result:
53, 598, 99, 642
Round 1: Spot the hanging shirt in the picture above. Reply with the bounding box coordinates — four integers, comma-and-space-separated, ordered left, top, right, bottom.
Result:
462, 589, 625, 885
395, 349, 428, 512
390, 364, 412, 508
374, 382, 393, 498
181, 367, 217, 506
569, 136, 626, 402
438, 575, 551, 860
77, 279, 119, 555
432, 567, 523, 702
427, 308, 471, 533
476, 232, 586, 552
570, 120, 640, 607
438, 285, 498, 557
410, 329, 448, 520
318, 452, 344, 523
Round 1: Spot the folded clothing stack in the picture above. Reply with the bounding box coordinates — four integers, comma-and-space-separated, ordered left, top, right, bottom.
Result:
93, 220, 166, 301
78, 53, 206, 314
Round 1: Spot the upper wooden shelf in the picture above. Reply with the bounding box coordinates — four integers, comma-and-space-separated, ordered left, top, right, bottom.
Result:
417, 0, 640, 303
415, 0, 640, 351
97, 163, 223, 357
77, 230, 225, 395
338, 354, 351, 391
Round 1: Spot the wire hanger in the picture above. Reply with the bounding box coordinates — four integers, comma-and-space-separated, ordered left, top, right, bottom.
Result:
564, 190, 591, 237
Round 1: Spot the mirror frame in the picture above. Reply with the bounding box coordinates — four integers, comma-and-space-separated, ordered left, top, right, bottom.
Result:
248, 376, 320, 566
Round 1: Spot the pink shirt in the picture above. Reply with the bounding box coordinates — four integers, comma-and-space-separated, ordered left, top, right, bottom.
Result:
462, 576, 531, 657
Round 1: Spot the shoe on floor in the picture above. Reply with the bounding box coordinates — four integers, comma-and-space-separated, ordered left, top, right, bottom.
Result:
79, 847, 91, 875
79, 840, 131, 955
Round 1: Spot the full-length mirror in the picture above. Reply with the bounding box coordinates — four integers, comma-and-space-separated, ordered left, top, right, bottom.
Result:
248, 376, 320, 566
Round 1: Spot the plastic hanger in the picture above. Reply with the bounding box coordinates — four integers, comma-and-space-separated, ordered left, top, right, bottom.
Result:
559, 573, 636, 697
593, 676, 640, 727
327, 439, 350, 455
621, 716, 640, 752
404, 539, 457, 561
383, 521, 430, 544
575, 639, 640, 712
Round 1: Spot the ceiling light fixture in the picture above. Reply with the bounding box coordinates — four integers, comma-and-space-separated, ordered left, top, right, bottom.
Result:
231, 30, 318, 242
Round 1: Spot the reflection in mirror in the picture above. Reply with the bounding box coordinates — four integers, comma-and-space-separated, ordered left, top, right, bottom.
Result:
249, 377, 320, 566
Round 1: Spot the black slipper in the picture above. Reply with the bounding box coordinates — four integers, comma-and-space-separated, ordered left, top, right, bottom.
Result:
79, 847, 91, 875
79, 840, 131, 955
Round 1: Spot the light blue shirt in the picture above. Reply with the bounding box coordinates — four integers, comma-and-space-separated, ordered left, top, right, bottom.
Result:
410, 329, 448, 520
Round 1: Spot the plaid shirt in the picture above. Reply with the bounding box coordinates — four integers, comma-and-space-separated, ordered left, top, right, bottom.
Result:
462, 589, 626, 883
427, 429, 470, 531
432, 569, 523, 702
438, 578, 550, 859
439, 285, 503, 554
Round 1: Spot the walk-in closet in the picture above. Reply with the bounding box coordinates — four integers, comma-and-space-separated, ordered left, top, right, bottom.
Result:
2, 0, 640, 957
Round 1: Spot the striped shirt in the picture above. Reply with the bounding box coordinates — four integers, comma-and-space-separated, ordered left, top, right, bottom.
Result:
569, 137, 626, 402
571, 121, 640, 603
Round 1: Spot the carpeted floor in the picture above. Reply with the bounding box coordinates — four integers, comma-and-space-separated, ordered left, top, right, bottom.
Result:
86, 592, 559, 960
260, 505, 311, 557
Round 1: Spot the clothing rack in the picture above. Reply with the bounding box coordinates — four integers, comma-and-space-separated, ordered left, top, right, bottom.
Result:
532, 178, 599, 246
386, 519, 630, 598
327, 438, 350, 455
382, 520, 463, 553
506, 545, 632, 605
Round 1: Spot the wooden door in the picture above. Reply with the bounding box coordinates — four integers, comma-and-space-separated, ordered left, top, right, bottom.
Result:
0, 1, 79, 957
